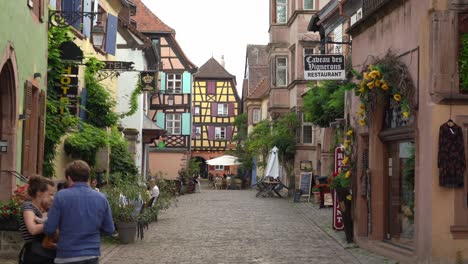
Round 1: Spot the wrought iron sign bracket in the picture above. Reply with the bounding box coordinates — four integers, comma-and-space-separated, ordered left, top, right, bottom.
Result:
49, 10, 101, 28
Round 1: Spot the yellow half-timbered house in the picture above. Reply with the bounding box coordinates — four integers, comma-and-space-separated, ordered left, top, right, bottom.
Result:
192, 58, 240, 177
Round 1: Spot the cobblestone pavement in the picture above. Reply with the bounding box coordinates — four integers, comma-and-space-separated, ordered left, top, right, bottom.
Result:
100, 188, 397, 264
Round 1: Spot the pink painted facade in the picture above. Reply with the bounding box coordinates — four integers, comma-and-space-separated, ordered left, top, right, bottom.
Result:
347, 0, 468, 262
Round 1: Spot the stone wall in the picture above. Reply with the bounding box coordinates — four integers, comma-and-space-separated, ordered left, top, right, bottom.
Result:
0, 231, 22, 258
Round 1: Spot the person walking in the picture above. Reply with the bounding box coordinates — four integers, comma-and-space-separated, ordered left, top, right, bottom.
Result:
19, 176, 56, 264
44, 160, 115, 264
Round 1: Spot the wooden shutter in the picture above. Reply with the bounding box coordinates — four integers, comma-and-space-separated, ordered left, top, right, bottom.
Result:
79, 88, 87, 121
160, 72, 166, 92
207, 81, 215, 94
211, 102, 218, 117
208, 126, 215, 140
227, 126, 233, 140
156, 112, 165, 129
62, 0, 82, 29
21, 82, 33, 178
105, 14, 118, 55
228, 103, 235, 117
182, 72, 191, 94
181, 113, 191, 135
82, 0, 92, 37
430, 11, 457, 95
37, 90, 46, 175
24, 81, 33, 118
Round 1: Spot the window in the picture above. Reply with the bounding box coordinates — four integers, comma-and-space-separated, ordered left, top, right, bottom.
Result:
253, 109, 261, 123
215, 127, 226, 140
215, 165, 224, 170
166, 113, 181, 135
276, 57, 288, 87
195, 127, 202, 139
167, 74, 182, 94
304, 0, 314, 10
276, 0, 287, 23
303, 125, 313, 144
333, 24, 343, 54
194, 106, 200, 115
217, 103, 228, 116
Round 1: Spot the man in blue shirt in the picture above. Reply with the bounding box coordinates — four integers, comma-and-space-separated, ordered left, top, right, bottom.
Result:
44, 160, 115, 264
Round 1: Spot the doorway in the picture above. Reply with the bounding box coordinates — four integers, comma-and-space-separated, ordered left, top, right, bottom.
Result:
386, 141, 415, 249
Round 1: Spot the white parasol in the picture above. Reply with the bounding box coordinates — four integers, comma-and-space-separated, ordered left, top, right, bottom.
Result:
265, 146, 280, 179
206, 155, 242, 166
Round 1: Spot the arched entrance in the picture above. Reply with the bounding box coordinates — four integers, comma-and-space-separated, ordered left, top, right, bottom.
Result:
193, 156, 207, 178
0, 44, 19, 201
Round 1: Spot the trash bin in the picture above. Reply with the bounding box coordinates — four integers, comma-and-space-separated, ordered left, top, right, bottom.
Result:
293, 189, 303, 203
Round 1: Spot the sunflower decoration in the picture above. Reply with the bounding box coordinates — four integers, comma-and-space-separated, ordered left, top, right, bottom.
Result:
353, 61, 412, 125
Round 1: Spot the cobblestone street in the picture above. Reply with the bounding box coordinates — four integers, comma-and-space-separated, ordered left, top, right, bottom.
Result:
100, 187, 396, 264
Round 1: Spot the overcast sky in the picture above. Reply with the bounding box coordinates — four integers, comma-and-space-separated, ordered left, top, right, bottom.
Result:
141, 0, 270, 96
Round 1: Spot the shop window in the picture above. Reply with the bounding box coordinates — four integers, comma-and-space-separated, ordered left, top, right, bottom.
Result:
167, 73, 182, 94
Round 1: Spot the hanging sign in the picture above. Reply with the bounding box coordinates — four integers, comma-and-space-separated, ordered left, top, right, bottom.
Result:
140, 71, 156, 92
304, 54, 345, 80
54, 65, 79, 115
102, 61, 134, 70
333, 146, 345, 230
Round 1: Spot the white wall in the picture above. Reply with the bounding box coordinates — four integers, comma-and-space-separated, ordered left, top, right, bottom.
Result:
115, 32, 147, 174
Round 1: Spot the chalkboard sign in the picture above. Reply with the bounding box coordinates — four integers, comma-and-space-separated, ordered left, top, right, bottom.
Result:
299, 172, 313, 202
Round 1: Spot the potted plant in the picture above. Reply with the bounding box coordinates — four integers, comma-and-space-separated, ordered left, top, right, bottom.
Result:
105, 179, 148, 244
0, 184, 28, 231
311, 186, 321, 204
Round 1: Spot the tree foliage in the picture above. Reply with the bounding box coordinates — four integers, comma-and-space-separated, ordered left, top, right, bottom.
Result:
303, 81, 345, 127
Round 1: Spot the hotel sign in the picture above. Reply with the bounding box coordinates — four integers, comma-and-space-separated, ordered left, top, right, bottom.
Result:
55, 65, 79, 115
304, 54, 345, 80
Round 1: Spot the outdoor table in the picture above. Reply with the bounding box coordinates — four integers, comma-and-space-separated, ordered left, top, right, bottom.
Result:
261, 180, 282, 198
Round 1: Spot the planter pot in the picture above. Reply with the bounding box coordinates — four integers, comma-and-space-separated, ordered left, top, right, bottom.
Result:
312, 192, 321, 204
116, 221, 137, 244
0, 217, 19, 231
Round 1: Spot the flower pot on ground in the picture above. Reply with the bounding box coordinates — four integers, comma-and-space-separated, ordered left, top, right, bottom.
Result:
104, 177, 149, 244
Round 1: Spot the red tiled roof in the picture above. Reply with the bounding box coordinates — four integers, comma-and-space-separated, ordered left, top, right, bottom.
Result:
247, 78, 269, 99
194, 58, 235, 79
132, 0, 175, 34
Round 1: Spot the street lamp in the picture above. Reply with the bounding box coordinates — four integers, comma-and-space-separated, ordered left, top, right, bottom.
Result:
91, 25, 105, 49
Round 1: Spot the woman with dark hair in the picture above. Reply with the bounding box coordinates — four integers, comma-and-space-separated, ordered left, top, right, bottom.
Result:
19, 176, 56, 264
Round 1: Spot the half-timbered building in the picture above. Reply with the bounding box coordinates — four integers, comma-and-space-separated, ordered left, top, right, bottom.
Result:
133, 0, 197, 179
192, 58, 240, 177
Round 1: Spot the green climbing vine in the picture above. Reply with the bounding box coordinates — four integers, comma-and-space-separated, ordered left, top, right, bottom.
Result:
121, 79, 142, 117
44, 26, 79, 176
459, 33, 468, 92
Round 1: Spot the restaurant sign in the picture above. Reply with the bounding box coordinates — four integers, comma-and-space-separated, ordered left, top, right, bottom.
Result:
333, 146, 345, 230
304, 54, 345, 81
55, 65, 79, 115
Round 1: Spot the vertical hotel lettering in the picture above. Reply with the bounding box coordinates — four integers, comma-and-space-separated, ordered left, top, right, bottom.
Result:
56, 65, 79, 115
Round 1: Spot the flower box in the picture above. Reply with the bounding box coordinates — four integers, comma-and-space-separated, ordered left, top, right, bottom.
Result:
0, 217, 19, 231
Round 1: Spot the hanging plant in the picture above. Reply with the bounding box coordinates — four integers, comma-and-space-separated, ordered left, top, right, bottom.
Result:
352, 50, 416, 126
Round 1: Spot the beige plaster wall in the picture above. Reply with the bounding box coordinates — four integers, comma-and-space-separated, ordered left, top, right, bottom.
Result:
148, 152, 185, 180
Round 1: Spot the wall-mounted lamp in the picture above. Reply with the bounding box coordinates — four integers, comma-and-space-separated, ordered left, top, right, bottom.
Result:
168, 95, 174, 106
0, 140, 8, 153
34, 72, 42, 80
91, 25, 105, 49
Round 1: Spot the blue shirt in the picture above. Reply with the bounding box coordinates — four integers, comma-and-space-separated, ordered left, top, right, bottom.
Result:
44, 182, 115, 258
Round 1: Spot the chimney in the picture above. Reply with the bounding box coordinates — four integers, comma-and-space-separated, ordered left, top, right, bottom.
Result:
221, 55, 225, 68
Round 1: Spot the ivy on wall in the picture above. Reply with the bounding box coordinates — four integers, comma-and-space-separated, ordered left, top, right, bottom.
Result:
109, 127, 138, 181
44, 26, 79, 176
120, 79, 142, 118
460, 33, 468, 92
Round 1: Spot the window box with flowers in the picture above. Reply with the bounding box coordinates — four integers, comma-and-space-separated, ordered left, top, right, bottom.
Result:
0, 184, 28, 231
